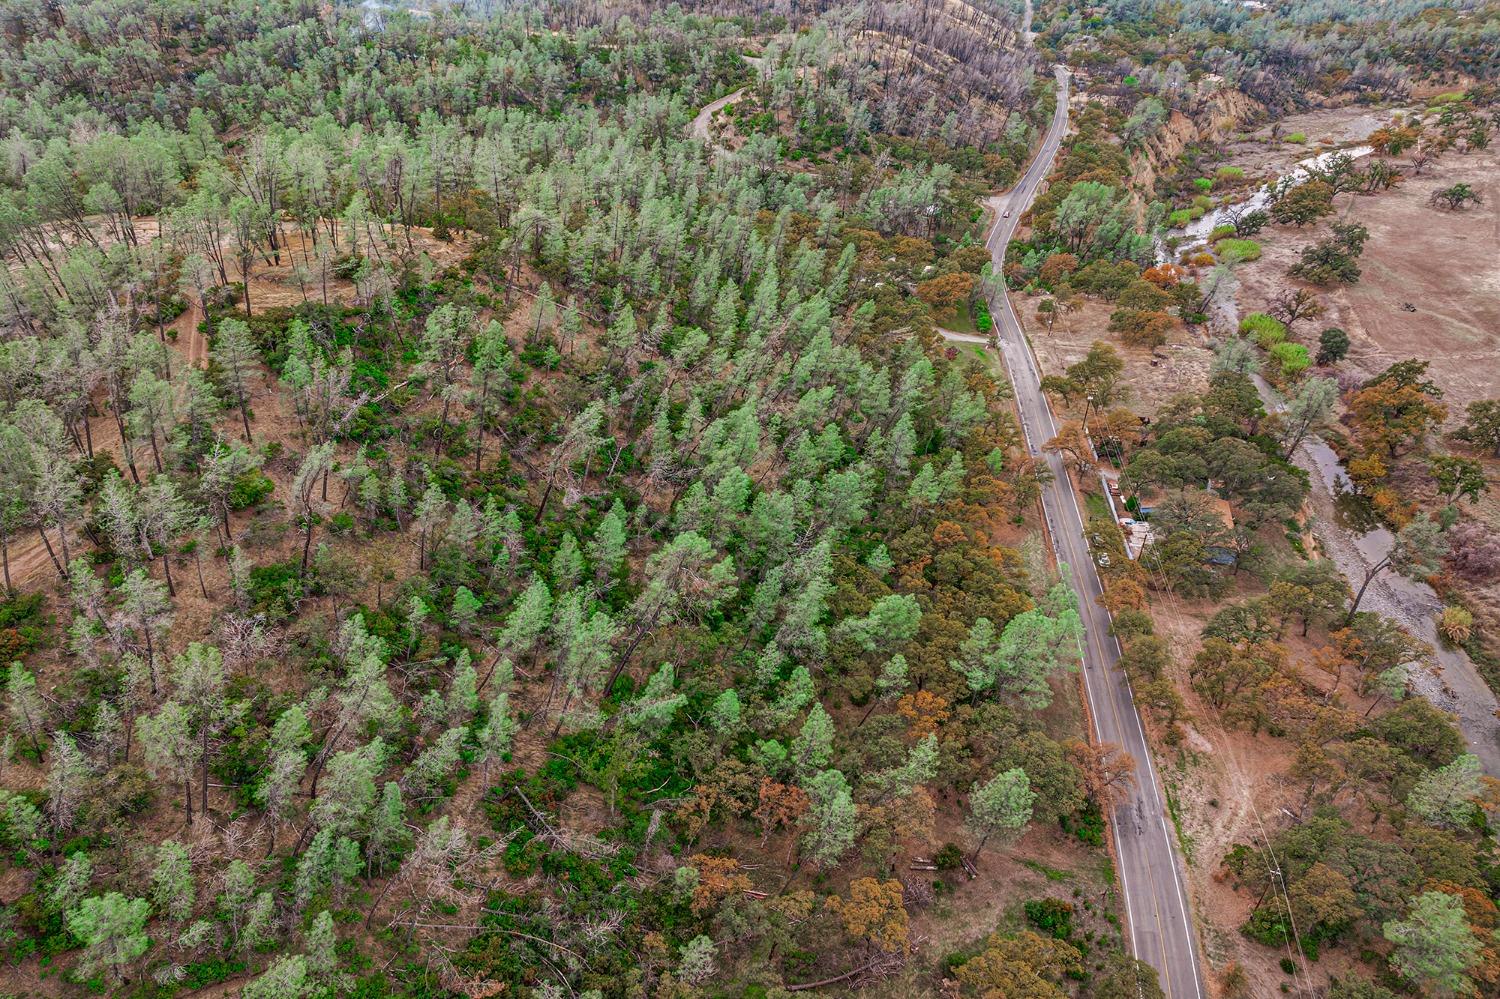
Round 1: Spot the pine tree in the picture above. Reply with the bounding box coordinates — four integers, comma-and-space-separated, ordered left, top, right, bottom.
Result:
136, 700, 201, 824
476, 692, 515, 783
418, 303, 472, 451
401, 726, 465, 800
292, 443, 335, 579
310, 738, 386, 837
450, 586, 482, 635
46, 731, 91, 830
587, 499, 629, 587
242, 955, 312, 999
49, 852, 93, 915
170, 641, 230, 817
119, 568, 172, 688
790, 702, 835, 778
212, 318, 262, 442
1383, 891, 1481, 998
1407, 754, 1483, 829
800, 768, 857, 868
66, 894, 151, 987
305, 910, 344, 990
149, 840, 195, 922
217, 860, 255, 946
5, 663, 45, 756
969, 767, 1036, 858
366, 782, 411, 875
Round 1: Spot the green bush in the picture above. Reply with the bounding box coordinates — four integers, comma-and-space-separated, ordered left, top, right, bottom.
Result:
1217, 238, 1262, 263
1240, 312, 1288, 347
1243, 906, 1292, 948
1270, 341, 1311, 376
1168, 208, 1193, 227
1024, 898, 1076, 940
247, 561, 303, 615
974, 299, 993, 333
1193, 177, 1214, 192
1286, 131, 1307, 143
228, 469, 276, 510
1215, 166, 1246, 180
1061, 799, 1105, 846
1209, 223, 1237, 241
0, 592, 49, 663
333, 253, 366, 279
935, 843, 964, 870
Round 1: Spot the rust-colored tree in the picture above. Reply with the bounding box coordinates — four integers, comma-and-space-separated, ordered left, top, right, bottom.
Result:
825, 878, 910, 954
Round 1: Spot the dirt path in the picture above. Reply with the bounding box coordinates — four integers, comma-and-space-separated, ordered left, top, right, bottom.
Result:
7, 301, 209, 589
689, 87, 748, 145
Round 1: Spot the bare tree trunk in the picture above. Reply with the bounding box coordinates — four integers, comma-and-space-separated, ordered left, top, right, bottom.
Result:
37, 526, 65, 579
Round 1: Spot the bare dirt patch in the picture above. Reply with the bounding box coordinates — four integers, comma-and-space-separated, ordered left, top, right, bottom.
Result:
1230, 145, 1500, 420
1021, 297, 1213, 419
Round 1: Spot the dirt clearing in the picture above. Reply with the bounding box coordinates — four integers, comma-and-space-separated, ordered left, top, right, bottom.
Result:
1228, 144, 1500, 419
1021, 297, 1213, 419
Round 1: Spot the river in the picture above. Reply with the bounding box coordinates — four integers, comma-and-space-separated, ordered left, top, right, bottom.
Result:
1164, 145, 1373, 255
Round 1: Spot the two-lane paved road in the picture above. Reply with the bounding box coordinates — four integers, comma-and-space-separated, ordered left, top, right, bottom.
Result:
986, 66, 1207, 999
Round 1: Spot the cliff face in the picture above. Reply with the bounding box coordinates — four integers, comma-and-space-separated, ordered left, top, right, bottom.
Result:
1131, 88, 1263, 200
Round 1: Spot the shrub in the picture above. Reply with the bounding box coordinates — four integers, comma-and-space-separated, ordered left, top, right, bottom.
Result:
1189, 252, 1217, 267
333, 253, 366, 280
0, 593, 49, 663
228, 469, 276, 510
1168, 208, 1193, 227
1024, 898, 1076, 940
247, 561, 303, 616
1440, 606, 1474, 644
1215, 166, 1246, 180
1234, 210, 1270, 236
934, 843, 964, 870
1209, 224, 1237, 241
1270, 341, 1311, 377
1240, 312, 1287, 347
1061, 799, 1105, 847
974, 299, 993, 333
1316, 327, 1349, 365
1217, 238, 1262, 263
1193, 177, 1214, 192
1285, 131, 1307, 143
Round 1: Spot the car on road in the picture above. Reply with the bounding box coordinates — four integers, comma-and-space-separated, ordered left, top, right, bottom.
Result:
1002, 210, 1011, 218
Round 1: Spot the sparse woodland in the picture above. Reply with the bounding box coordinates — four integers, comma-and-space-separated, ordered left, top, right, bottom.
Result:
0, 0, 1162, 997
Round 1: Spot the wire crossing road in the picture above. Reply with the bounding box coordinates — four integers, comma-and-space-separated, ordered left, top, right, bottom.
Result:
984, 66, 1208, 999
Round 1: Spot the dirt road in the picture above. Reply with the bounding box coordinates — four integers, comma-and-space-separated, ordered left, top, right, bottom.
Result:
687, 55, 764, 153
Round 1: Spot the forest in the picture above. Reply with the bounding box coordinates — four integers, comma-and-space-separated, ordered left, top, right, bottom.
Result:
1, 0, 1499, 997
